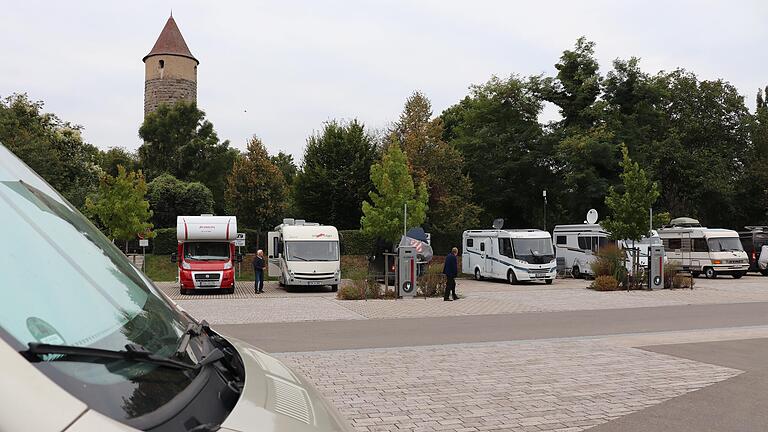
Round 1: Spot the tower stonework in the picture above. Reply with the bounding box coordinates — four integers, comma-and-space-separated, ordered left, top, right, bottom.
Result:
143, 16, 198, 116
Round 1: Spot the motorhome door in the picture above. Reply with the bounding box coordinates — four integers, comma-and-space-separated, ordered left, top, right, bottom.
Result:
267, 231, 280, 276
480, 239, 491, 274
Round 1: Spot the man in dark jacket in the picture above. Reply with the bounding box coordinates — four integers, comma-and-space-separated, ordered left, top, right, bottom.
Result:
253, 249, 266, 294
443, 247, 459, 301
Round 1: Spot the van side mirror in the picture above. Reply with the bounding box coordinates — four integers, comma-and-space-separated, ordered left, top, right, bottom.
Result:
170, 253, 177, 263
235, 253, 243, 263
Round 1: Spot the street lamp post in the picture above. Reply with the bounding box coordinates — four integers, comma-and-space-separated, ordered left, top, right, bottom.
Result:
542, 190, 548, 231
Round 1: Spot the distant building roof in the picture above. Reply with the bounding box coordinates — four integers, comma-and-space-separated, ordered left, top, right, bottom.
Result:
143, 16, 198, 64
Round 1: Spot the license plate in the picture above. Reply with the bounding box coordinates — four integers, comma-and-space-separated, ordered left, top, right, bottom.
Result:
534, 273, 546, 278
307, 280, 324, 285
199, 281, 218, 287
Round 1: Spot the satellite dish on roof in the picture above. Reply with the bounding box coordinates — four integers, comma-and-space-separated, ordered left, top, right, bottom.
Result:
492, 218, 504, 230
586, 209, 599, 225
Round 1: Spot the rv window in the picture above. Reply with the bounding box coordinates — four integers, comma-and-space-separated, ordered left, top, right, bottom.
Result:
597, 237, 609, 249
480, 242, 485, 252
693, 238, 709, 252
466, 238, 474, 248
556, 236, 567, 245
578, 236, 593, 251
666, 238, 682, 251
499, 238, 514, 258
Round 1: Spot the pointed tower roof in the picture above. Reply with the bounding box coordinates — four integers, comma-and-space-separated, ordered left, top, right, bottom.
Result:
143, 15, 198, 64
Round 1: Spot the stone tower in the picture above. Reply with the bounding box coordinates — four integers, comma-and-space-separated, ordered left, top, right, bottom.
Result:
143, 15, 198, 116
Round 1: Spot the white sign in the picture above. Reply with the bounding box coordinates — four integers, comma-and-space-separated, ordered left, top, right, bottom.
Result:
139, 239, 149, 247
235, 232, 246, 247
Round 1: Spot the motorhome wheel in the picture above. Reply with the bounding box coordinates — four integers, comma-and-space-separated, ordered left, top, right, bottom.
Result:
732, 272, 745, 279
572, 266, 581, 279
331, 284, 338, 292
704, 267, 717, 279
762, 269, 768, 276
507, 270, 518, 285
474, 268, 482, 281
545, 279, 553, 285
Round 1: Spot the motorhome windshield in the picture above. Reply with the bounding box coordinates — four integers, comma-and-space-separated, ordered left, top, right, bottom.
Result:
708, 237, 744, 252
184, 241, 230, 261
0, 175, 198, 422
285, 240, 339, 261
512, 238, 554, 264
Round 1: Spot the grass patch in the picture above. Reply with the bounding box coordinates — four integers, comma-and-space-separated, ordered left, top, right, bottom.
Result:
144, 254, 278, 282
145, 254, 178, 281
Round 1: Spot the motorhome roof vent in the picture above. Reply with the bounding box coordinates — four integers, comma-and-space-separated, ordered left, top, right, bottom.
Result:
492, 218, 504, 230
295, 219, 306, 225
283, 218, 295, 225
305, 222, 320, 226
668, 217, 701, 227
200, 214, 213, 217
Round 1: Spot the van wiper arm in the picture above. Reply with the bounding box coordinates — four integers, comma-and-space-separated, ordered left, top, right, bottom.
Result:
21, 342, 195, 371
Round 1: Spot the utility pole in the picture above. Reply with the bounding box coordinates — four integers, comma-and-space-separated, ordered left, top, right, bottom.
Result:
404, 202, 408, 237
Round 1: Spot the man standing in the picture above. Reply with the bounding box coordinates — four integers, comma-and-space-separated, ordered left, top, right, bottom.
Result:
443, 247, 459, 301
253, 249, 266, 294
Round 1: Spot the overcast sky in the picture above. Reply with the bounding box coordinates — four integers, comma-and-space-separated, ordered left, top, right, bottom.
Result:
2, 1, 767, 161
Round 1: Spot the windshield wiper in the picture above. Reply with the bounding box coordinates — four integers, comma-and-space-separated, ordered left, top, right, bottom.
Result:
21, 342, 196, 371
291, 255, 309, 261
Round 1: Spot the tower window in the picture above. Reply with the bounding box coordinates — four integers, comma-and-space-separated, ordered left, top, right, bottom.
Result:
159, 60, 165, 69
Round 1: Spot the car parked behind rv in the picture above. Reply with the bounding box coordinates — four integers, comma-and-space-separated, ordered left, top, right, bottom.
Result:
738, 226, 768, 275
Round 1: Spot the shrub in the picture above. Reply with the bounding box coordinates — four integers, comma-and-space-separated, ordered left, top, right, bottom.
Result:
337, 284, 363, 300
339, 230, 376, 256
590, 275, 620, 291
590, 244, 628, 284
152, 227, 177, 255
664, 262, 695, 289
417, 264, 446, 297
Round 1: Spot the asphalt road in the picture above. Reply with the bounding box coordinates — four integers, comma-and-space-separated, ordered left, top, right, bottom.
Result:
590, 338, 768, 432
215, 301, 768, 352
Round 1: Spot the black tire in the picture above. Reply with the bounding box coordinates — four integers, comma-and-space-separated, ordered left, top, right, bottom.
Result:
704, 267, 717, 279
572, 266, 581, 279
180, 287, 189, 295
691, 271, 701, 278
224, 287, 235, 294
732, 272, 745, 279
545, 279, 554, 285
762, 269, 768, 276
331, 284, 339, 292
474, 268, 483, 281
507, 270, 518, 285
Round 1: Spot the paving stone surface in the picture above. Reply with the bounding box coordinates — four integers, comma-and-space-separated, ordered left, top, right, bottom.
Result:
277, 340, 741, 432
162, 276, 768, 324
176, 297, 365, 324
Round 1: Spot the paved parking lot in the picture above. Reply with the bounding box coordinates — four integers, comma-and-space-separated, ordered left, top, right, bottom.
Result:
278, 339, 740, 432
165, 275, 768, 324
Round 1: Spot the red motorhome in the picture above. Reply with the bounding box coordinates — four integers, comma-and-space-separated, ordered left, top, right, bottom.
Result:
172, 215, 240, 294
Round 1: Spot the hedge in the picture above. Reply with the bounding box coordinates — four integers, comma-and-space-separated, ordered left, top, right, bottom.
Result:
339, 230, 376, 255
152, 228, 177, 255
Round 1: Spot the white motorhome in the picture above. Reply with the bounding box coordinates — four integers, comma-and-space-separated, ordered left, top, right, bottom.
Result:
462, 229, 556, 284
552, 224, 610, 278
657, 218, 749, 279
268, 219, 341, 291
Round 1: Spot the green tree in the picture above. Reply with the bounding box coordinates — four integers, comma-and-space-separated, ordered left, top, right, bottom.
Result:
98, 147, 138, 177
146, 174, 214, 228
138, 101, 238, 213
0, 93, 101, 209
293, 120, 378, 229
270, 151, 298, 185
361, 143, 428, 244
441, 76, 555, 228
224, 137, 287, 230
602, 145, 660, 242
535, 37, 602, 129
392, 91, 480, 234
85, 166, 153, 251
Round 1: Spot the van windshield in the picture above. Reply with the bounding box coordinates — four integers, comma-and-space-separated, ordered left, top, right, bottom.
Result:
0, 151, 198, 423
513, 238, 555, 264
184, 241, 230, 261
708, 237, 744, 252
285, 241, 339, 261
